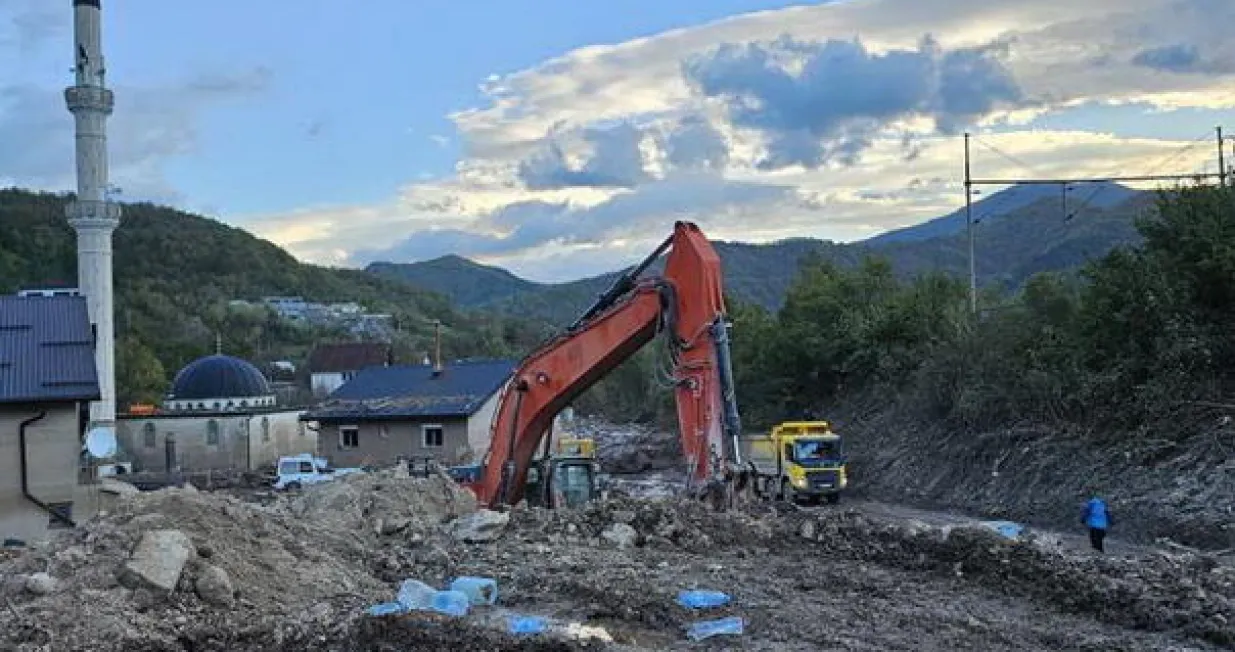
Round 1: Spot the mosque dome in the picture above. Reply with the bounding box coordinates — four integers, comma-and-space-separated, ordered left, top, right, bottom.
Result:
164, 354, 275, 412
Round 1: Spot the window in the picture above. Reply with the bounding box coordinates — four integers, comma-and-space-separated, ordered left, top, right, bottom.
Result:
340, 426, 359, 449
278, 460, 299, 475
298, 461, 316, 473
422, 424, 444, 448
143, 423, 156, 448
206, 420, 220, 446
261, 417, 271, 442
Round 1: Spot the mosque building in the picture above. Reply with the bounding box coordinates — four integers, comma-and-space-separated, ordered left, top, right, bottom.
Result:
114, 351, 315, 474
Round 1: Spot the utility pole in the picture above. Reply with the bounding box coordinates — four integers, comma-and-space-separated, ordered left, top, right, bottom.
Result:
964, 132, 976, 315
1219, 126, 1227, 187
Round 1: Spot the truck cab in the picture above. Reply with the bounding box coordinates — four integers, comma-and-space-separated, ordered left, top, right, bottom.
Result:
741, 421, 849, 505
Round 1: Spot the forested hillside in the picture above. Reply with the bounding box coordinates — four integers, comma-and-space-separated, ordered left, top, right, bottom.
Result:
368, 185, 1149, 326
728, 185, 1235, 434
0, 189, 547, 404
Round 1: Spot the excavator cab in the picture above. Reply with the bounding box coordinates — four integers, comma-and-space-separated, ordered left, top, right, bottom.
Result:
525, 437, 601, 509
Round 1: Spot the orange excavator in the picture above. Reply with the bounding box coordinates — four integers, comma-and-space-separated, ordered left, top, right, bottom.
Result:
459, 221, 746, 509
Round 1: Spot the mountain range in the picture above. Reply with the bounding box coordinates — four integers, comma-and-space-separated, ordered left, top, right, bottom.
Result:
368, 183, 1155, 325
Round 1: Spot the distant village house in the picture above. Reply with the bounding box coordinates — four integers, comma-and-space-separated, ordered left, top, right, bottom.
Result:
301, 359, 515, 468
307, 341, 392, 398
0, 296, 99, 543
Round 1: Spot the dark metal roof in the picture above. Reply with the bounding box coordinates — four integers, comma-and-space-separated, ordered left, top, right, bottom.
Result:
307, 342, 391, 373
303, 359, 515, 421
168, 354, 272, 400
0, 296, 100, 404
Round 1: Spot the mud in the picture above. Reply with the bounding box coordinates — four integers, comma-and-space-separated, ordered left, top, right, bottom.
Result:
828, 398, 1235, 551
2, 468, 1232, 651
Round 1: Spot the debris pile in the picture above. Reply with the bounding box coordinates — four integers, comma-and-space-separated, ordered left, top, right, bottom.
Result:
0, 471, 1232, 651
0, 470, 478, 651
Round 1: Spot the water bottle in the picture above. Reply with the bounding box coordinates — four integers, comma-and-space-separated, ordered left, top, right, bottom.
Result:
686, 616, 744, 641
677, 590, 731, 609
430, 590, 471, 617
449, 576, 499, 606
508, 615, 548, 635
366, 601, 407, 617
396, 579, 436, 610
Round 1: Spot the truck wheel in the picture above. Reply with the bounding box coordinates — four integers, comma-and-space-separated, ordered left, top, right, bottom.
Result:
285, 482, 302, 491
826, 493, 840, 505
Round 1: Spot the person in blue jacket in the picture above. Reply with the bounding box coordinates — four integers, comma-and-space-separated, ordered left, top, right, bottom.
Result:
1081, 497, 1112, 552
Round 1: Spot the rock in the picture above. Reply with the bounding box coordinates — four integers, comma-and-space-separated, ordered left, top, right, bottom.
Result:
121, 529, 195, 592
610, 510, 637, 525
55, 545, 89, 565
1, 574, 27, 597
799, 520, 818, 540
195, 564, 235, 606
450, 510, 511, 543
98, 479, 139, 496
25, 572, 58, 595
378, 517, 412, 536
601, 523, 638, 549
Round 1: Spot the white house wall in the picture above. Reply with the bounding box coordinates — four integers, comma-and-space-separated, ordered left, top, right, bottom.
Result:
465, 389, 502, 460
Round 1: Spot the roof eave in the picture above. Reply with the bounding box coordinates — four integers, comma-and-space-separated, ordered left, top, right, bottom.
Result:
0, 389, 101, 406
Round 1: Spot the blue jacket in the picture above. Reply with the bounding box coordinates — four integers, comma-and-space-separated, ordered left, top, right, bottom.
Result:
1082, 498, 1111, 530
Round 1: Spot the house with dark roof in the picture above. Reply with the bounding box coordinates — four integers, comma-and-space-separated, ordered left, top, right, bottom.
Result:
302, 359, 515, 468
306, 341, 392, 398
0, 296, 100, 543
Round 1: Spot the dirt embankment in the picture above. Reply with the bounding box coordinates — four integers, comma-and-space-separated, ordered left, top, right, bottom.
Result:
3, 467, 1234, 651
831, 399, 1235, 551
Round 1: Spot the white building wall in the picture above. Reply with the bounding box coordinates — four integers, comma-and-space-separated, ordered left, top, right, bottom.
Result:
465, 390, 503, 459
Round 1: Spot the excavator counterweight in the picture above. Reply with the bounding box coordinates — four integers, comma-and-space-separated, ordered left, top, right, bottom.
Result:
470, 221, 744, 508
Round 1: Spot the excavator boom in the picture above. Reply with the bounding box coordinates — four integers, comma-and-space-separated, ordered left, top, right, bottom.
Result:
475, 221, 744, 507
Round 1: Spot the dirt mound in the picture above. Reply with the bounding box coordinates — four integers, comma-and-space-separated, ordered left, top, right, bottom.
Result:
786, 509, 1235, 647
0, 471, 479, 652
506, 495, 779, 552
573, 419, 681, 474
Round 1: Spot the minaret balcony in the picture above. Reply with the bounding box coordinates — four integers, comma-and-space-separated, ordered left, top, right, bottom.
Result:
66, 200, 121, 228
64, 86, 114, 114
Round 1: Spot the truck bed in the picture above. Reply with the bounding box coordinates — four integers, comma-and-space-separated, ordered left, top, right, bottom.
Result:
737, 436, 779, 475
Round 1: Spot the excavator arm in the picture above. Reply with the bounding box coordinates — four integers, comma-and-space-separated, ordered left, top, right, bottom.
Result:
474, 221, 744, 507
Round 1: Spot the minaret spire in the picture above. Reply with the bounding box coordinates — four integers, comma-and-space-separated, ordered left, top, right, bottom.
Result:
65, 0, 120, 430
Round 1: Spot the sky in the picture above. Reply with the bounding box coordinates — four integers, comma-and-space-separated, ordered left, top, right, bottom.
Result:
1, 0, 1232, 282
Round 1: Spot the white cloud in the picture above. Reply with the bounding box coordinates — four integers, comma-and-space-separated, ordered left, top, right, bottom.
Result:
171, 0, 1235, 279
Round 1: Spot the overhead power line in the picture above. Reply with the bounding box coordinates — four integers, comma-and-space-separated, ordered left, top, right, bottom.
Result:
960, 126, 1231, 315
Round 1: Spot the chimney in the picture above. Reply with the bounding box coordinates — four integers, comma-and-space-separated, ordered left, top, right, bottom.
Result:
432, 319, 443, 376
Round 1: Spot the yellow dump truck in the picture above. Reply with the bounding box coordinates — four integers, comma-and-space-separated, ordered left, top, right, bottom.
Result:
739, 421, 848, 505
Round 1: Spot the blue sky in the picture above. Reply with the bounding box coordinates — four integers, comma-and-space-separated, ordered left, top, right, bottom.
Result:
2, 0, 1233, 281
